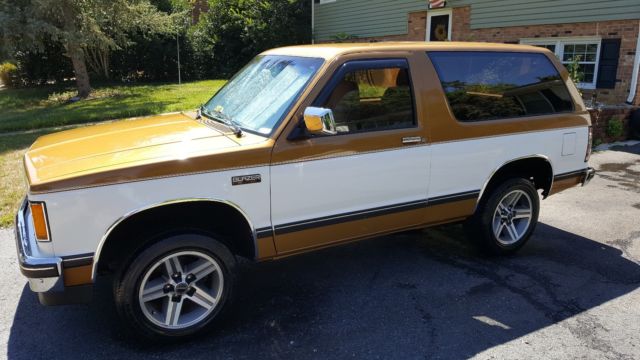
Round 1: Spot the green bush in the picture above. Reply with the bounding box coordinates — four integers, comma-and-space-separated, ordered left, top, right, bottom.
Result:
1, 1, 311, 86
593, 137, 603, 148
189, 0, 311, 79
0, 62, 19, 88
606, 117, 625, 139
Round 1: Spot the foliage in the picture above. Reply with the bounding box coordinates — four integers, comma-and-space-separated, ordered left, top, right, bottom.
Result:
11, 41, 75, 86
189, 0, 311, 79
606, 117, 624, 139
330, 32, 358, 42
592, 137, 603, 148
0, 62, 18, 88
0, 0, 178, 96
43, 87, 127, 105
1, 0, 311, 87
566, 55, 584, 92
0, 80, 225, 132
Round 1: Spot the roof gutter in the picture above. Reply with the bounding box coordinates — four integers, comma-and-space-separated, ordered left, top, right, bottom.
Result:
627, 21, 640, 104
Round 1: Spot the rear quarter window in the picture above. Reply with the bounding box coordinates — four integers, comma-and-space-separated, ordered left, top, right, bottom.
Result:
428, 51, 574, 122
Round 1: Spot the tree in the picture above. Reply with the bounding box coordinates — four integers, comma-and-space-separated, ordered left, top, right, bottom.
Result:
0, 0, 177, 97
189, 0, 311, 78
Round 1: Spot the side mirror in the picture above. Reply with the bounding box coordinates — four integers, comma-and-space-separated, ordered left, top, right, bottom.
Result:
303, 107, 337, 135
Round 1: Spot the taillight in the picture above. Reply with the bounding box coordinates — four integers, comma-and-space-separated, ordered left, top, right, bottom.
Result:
585, 126, 593, 162
29, 202, 50, 242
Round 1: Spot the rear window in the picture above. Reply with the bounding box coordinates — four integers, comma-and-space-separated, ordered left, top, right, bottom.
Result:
428, 51, 574, 122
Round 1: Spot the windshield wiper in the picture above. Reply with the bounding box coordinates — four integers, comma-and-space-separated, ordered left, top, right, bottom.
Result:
198, 105, 243, 138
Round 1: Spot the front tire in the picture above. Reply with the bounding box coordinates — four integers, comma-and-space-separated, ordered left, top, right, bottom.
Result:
114, 233, 236, 340
465, 178, 540, 255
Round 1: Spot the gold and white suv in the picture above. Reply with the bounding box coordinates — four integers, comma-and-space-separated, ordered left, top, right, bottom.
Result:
15, 42, 595, 339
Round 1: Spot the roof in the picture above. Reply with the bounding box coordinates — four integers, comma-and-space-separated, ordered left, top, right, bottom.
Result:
261, 41, 552, 60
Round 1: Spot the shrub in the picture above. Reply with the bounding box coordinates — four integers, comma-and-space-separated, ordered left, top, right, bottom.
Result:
593, 137, 603, 148
0, 62, 19, 88
190, 0, 311, 79
606, 117, 625, 139
566, 55, 584, 85
330, 32, 358, 42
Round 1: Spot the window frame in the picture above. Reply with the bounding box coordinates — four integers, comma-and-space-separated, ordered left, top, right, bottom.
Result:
520, 37, 602, 89
311, 58, 418, 136
427, 50, 575, 124
426, 8, 452, 42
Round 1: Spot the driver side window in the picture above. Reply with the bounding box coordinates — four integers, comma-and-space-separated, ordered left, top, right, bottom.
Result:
321, 65, 416, 134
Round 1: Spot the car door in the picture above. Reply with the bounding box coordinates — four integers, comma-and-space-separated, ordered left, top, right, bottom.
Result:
269, 58, 431, 255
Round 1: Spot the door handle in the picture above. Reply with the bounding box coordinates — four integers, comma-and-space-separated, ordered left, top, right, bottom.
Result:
402, 136, 424, 145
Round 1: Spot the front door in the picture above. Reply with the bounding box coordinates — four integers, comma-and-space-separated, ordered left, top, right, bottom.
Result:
269, 58, 431, 255
427, 9, 452, 42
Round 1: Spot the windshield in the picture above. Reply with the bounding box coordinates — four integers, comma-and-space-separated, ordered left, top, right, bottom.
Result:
202, 55, 324, 136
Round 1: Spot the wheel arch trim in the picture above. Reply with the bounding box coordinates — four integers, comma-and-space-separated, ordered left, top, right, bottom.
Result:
475, 154, 555, 211
91, 198, 258, 281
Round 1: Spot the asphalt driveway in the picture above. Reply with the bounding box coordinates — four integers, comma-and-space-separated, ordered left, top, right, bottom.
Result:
1, 145, 639, 359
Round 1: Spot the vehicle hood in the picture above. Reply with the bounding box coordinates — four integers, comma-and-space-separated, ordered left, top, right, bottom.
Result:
24, 113, 271, 193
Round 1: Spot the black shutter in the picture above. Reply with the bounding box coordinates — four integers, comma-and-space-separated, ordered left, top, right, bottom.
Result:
596, 38, 621, 89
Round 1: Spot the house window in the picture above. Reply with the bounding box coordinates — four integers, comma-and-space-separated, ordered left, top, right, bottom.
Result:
521, 37, 601, 89
426, 9, 452, 42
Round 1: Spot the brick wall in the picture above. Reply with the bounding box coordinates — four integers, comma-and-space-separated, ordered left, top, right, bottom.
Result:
589, 107, 636, 144
452, 6, 640, 107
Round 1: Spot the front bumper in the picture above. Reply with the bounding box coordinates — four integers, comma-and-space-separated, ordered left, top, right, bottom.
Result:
15, 199, 92, 305
582, 167, 596, 186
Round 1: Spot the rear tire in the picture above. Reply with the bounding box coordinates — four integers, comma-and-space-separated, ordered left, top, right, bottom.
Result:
114, 233, 236, 341
465, 178, 539, 255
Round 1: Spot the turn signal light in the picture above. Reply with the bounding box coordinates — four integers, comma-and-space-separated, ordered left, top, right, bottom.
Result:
30, 202, 50, 241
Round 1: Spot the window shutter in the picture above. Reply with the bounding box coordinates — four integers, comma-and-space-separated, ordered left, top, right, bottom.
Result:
596, 38, 621, 89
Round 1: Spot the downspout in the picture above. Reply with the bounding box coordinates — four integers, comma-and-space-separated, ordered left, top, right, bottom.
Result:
627, 21, 640, 104
311, 0, 315, 44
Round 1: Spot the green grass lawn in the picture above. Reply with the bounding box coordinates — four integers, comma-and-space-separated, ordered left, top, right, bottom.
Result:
0, 80, 226, 133
0, 80, 226, 227
0, 131, 54, 227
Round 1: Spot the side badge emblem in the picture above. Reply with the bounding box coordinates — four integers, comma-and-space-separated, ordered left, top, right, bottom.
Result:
232, 174, 262, 186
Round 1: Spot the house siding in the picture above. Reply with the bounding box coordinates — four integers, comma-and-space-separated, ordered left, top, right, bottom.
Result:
314, 0, 428, 41
314, 0, 640, 40
465, 0, 640, 29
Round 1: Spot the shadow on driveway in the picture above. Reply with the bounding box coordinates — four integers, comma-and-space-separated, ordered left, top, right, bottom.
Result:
7, 223, 640, 359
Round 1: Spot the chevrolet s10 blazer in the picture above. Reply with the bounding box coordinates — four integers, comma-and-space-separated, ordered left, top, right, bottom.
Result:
15, 42, 595, 339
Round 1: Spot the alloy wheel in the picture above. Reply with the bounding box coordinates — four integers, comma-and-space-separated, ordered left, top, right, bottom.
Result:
491, 189, 533, 245
138, 251, 224, 330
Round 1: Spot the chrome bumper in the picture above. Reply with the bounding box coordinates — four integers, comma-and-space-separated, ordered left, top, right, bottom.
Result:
14, 199, 64, 293
582, 167, 596, 186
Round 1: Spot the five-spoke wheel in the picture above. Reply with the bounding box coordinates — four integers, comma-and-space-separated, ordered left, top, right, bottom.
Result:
492, 190, 533, 245
114, 234, 235, 340
465, 178, 540, 254
138, 251, 223, 329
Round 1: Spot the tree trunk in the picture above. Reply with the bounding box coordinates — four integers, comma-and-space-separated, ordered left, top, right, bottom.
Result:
100, 48, 110, 80
59, 1, 91, 98
68, 44, 91, 98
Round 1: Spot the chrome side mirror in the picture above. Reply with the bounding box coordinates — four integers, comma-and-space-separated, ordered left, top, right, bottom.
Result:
303, 107, 337, 135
